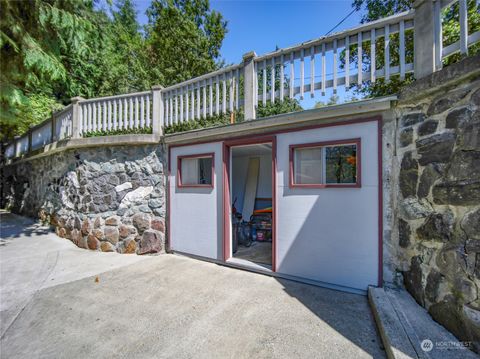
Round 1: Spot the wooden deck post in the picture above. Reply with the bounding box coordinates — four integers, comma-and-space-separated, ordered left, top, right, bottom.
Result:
152, 85, 164, 136
70, 97, 84, 139
13, 136, 20, 158
51, 110, 57, 142
27, 127, 33, 153
413, 0, 436, 79
242, 51, 257, 121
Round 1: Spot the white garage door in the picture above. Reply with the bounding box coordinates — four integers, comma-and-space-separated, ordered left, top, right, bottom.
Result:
169, 142, 224, 260
276, 119, 380, 291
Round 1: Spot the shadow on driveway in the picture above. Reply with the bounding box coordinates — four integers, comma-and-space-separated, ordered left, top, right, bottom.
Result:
0, 211, 52, 243
1, 252, 385, 358
277, 278, 384, 357
0, 211, 149, 340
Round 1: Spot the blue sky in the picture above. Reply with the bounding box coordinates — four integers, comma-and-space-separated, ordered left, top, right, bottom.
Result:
98, 0, 367, 107
133, 0, 363, 65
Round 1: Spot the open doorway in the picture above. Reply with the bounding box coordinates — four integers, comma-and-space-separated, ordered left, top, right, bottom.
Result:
228, 142, 273, 270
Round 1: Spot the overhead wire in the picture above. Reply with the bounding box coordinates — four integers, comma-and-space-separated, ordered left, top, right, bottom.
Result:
324, 8, 358, 36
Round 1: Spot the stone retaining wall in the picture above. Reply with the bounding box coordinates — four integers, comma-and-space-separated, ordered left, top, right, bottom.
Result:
1, 55, 479, 352
391, 59, 479, 350
1, 144, 166, 255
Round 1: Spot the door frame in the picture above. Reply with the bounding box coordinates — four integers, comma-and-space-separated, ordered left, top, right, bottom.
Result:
222, 135, 277, 271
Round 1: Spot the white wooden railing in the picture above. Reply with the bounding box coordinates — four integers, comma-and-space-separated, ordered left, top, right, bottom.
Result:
435, 0, 480, 70
15, 135, 29, 158
253, 11, 415, 105
4, 142, 15, 159
31, 120, 53, 151
3, 0, 479, 161
78, 91, 153, 135
161, 64, 243, 127
54, 104, 73, 141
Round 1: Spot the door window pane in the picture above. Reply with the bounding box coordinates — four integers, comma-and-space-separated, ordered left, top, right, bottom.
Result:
180, 156, 213, 185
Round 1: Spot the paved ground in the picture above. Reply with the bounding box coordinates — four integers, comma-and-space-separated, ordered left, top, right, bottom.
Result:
235, 241, 272, 265
0, 211, 149, 337
0, 212, 386, 358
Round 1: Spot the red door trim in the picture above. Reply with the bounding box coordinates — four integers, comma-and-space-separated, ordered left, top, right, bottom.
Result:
377, 119, 383, 287
272, 136, 277, 272
222, 143, 231, 261
222, 135, 277, 272
167, 146, 172, 252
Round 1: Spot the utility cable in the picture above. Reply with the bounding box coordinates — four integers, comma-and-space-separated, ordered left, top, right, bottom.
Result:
325, 8, 357, 36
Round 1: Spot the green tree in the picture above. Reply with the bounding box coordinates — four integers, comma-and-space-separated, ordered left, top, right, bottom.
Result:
96, 0, 151, 95
113, 0, 139, 36
314, 94, 340, 108
1, 0, 231, 140
145, 0, 227, 86
348, 0, 479, 98
0, 0, 105, 140
256, 97, 302, 118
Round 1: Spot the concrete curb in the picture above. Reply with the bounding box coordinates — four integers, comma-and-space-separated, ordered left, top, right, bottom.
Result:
369, 286, 479, 359
368, 286, 419, 359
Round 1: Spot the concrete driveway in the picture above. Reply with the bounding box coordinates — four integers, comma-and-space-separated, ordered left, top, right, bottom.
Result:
0, 212, 385, 358
0, 211, 149, 337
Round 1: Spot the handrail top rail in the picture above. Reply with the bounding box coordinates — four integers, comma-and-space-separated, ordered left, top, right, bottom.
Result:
5, 0, 480, 161
162, 63, 244, 92
254, 9, 415, 62
79, 90, 152, 104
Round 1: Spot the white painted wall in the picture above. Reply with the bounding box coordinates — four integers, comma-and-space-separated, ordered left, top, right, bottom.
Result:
231, 154, 272, 216
276, 120, 379, 290
170, 142, 223, 260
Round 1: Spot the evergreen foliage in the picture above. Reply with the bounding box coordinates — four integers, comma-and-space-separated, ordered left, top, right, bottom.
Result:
0, 0, 228, 141
256, 98, 302, 118
145, 0, 228, 86
3, 0, 477, 142
1, 0, 104, 139
348, 0, 480, 98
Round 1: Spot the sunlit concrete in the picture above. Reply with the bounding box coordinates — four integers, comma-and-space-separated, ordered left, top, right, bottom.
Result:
0, 211, 150, 337
1, 212, 385, 358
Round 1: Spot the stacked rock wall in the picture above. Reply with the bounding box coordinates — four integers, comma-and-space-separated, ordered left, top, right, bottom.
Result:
1, 145, 166, 255
391, 63, 479, 350
1, 55, 479, 351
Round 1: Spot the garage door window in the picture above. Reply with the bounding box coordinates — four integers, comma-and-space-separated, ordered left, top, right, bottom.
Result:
290, 139, 360, 188
178, 153, 214, 187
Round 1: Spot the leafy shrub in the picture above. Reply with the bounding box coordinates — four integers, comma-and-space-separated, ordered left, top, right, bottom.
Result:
164, 111, 244, 134
256, 98, 302, 118
83, 126, 153, 137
